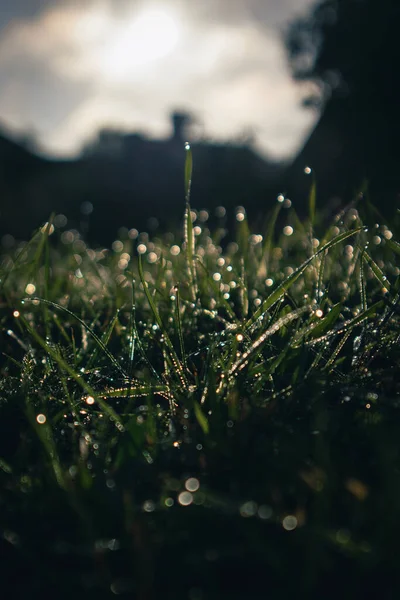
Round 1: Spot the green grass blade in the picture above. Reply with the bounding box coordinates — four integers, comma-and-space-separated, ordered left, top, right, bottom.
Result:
174, 285, 188, 372
359, 251, 367, 312
261, 202, 282, 274
363, 250, 391, 291
127, 278, 136, 379
26, 403, 67, 490
183, 142, 197, 301
309, 175, 317, 227
86, 310, 120, 371
386, 238, 400, 257
245, 227, 365, 332
103, 383, 172, 400
308, 303, 342, 339
138, 254, 188, 390
19, 314, 122, 425
24, 297, 127, 378
230, 306, 310, 376
184, 142, 193, 202
193, 399, 209, 434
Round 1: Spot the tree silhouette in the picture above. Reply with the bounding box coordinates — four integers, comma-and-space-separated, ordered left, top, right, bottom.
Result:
285, 0, 400, 216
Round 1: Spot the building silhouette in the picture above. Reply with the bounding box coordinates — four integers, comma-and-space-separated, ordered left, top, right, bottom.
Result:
0, 112, 282, 245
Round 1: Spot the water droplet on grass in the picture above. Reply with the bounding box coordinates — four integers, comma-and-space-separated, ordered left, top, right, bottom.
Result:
282, 515, 297, 531
240, 501, 258, 517
258, 505, 273, 520
143, 500, 155, 512
185, 478, 200, 492
178, 491, 193, 506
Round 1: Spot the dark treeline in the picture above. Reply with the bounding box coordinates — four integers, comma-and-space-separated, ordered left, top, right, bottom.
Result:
284, 0, 400, 218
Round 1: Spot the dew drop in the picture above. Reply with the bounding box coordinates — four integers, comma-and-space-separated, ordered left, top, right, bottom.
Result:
282, 515, 298, 531
178, 491, 193, 506
240, 501, 258, 517
185, 478, 200, 492
143, 500, 155, 513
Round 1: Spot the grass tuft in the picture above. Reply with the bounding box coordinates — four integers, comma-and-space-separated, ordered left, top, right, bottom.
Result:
1, 162, 400, 598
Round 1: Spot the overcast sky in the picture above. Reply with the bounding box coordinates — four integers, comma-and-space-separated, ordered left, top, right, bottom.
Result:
0, 0, 318, 160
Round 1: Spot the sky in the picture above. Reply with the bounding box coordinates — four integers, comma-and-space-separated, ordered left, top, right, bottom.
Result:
0, 0, 318, 161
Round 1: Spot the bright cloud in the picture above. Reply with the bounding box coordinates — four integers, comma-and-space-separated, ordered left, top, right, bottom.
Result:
0, 0, 318, 159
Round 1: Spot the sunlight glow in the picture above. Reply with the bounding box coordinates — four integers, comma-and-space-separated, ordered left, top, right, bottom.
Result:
102, 8, 181, 80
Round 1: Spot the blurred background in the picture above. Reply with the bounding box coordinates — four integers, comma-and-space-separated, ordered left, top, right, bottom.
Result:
0, 0, 399, 244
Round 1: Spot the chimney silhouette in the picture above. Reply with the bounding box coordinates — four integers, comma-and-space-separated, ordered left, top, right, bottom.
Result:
171, 111, 191, 142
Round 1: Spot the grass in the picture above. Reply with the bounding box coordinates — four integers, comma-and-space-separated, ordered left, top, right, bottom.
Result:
1, 152, 400, 598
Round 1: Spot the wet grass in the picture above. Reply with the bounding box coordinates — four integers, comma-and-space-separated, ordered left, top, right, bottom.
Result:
1, 154, 400, 598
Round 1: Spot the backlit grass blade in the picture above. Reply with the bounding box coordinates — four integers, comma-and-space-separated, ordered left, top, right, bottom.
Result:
103, 383, 172, 401
386, 238, 400, 257
309, 175, 317, 227
230, 306, 310, 376
238, 258, 249, 318
317, 248, 327, 302
236, 212, 250, 266
244, 227, 365, 332
193, 399, 209, 434
359, 251, 367, 311
303, 301, 384, 347
363, 250, 391, 292
174, 285, 188, 372
308, 303, 342, 339
86, 309, 120, 372
183, 143, 197, 301
127, 278, 136, 379
261, 202, 282, 274
19, 314, 122, 425
26, 403, 67, 490
138, 253, 189, 390
184, 142, 193, 202
0, 458, 12, 474
24, 297, 128, 378
324, 329, 352, 371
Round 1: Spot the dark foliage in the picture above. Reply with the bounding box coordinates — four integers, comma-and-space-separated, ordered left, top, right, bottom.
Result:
284, 0, 400, 217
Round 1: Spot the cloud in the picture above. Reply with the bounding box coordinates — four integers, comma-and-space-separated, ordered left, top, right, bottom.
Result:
0, 0, 318, 159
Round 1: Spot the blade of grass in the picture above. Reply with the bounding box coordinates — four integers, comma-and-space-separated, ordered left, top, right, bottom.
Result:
138, 254, 189, 390
309, 175, 317, 227
230, 305, 310, 376
261, 202, 282, 274
363, 250, 391, 292
183, 142, 197, 302
86, 309, 120, 372
24, 297, 128, 378
193, 399, 209, 435
359, 250, 367, 312
244, 227, 366, 332
25, 403, 67, 490
174, 285, 188, 372
19, 313, 123, 425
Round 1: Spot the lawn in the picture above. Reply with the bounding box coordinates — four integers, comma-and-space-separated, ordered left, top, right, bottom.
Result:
1, 150, 400, 598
